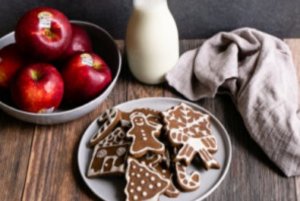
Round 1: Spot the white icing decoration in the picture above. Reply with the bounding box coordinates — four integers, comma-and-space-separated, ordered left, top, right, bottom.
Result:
97, 149, 107, 158
131, 172, 135, 176
145, 172, 149, 177
163, 103, 219, 166
116, 147, 126, 156
150, 176, 155, 181
101, 156, 125, 173
133, 195, 138, 200
130, 182, 135, 186
143, 137, 147, 141
137, 186, 142, 191
149, 184, 153, 189
141, 180, 145, 184
142, 191, 148, 197
137, 173, 141, 178
130, 189, 134, 193
157, 182, 161, 187
107, 134, 114, 141
133, 165, 136, 169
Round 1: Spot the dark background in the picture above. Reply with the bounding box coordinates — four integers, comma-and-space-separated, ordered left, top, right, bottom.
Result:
0, 0, 299, 39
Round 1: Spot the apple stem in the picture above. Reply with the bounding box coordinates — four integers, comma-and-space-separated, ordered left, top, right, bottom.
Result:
44, 28, 55, 39
30, 70, 41, 81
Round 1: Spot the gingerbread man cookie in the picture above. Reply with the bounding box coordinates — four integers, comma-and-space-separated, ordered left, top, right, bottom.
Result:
163, 103, 220, 169
87, 127, 130, 177
89, 108, 122, 147
127, 112, 165, 158
125, 157, 170, 201
121, 108, 162, 124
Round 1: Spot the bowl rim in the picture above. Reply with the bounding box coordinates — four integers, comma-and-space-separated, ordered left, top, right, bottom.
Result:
0, 20, 122, 117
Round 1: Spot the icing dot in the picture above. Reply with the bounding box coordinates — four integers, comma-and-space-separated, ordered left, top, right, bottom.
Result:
145, 173, 149, 177
132, 165, 136, 169
131, 172, 135, 176
150, 176, 155, 181
96, 149, 107, 158
139, 168, 143, 172
157, 182, 161, 187
137, 186, 142, 191
137, 173, 141, 178
116, 147, 126, 156
141, 180, 145, 184
162, 169, 167, 174
104, 163, 108, 167
133, 195, 138, 200
130, 182, 134, 186
130, 189, 134, 193
149, 184, 153, 189
143, 137, 147, 141
142, 191, 148, 197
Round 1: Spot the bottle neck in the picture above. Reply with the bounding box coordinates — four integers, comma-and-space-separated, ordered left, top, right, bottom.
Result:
133, 0, 168, 11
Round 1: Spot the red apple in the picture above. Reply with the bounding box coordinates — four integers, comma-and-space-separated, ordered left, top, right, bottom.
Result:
61, 24, 92, 59
62, 52, 112, 105
15, 7, 72, 61
11, 63, 64, 113
0, 44, 24, 89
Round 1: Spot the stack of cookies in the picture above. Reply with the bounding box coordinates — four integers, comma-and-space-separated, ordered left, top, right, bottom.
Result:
86, 103, 220, 201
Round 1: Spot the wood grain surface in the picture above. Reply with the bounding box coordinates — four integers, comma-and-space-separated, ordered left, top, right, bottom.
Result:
0, 40, 299, 201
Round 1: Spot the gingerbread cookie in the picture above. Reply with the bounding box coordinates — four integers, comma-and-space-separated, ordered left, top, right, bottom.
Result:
138, 153, 164, 168
87, 127, 130, 177
89, 108, 122, 147
152, 163, 180, 198
163, 103, 220, 169
125, 157, 170, 201
175, 162, 200, 192
121, 108, 162, 124
127, 112, 165, 158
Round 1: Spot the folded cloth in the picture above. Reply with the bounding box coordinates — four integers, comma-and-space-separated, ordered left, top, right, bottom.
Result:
166, 27, 300, 177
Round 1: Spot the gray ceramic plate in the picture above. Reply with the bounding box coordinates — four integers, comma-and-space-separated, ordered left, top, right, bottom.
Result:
0, 20, 121, 125
77, 97, 232, 201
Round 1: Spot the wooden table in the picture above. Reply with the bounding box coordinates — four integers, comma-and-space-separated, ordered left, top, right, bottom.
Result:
0, 39, 299, 201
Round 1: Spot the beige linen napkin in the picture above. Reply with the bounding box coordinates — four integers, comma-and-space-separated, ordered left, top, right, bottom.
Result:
166, 28, 300, 177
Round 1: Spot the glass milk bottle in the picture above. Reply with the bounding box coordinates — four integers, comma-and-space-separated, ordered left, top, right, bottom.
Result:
126, 0, 179, 84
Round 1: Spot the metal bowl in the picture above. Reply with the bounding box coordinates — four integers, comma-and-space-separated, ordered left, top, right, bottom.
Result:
0, 20, 122, 125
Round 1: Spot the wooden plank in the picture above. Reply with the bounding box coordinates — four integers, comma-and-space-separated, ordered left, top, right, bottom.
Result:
0, 113, 34, 201
285, 39, 300, 201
